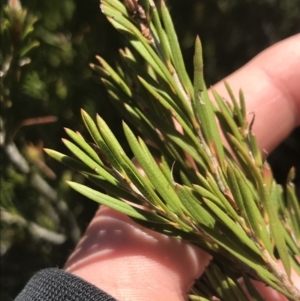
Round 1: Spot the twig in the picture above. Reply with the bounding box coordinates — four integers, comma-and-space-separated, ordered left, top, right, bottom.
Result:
3, 140, 81, 245
1, 207, 66, 245
260, 247, 300, 300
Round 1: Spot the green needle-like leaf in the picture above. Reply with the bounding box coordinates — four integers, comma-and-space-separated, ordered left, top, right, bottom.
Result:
62, 139, 103, 172
64, 128, 103, 166
68, 181, 167, 223
176, 185, 215, 228
44, 149, 95, 174
102, 0, 128, 16
81, 109, 124, 173
234, 166, 273, 254
159, 0, 193, 98
286, 184, 300, 242
224, 81, 244, 128
96, 56, 132, 97
212, 87, 244, 145
202, 197, 261, 256
193, 37, 224, 166
44, 149, 118, 186
149, 0, 171, 64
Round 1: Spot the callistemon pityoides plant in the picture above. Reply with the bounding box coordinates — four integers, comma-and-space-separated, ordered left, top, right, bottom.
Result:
45, 0, 300, 299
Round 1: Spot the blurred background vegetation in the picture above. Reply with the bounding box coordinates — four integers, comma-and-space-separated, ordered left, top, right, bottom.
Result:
1, 0, 299, 300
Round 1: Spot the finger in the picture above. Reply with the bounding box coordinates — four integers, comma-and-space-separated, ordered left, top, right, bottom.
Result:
213, 33, 300, 153
65, 35, 300, 301
64, 207, 210, 301
242, 259, 300, 301
213, 34, 300, 300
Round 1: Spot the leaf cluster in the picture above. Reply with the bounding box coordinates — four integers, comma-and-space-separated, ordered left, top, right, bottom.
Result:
0, 0, 84, 271
46, 0, 300, 300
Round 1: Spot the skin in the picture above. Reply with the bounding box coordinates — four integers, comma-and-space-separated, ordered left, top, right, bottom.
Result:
65, 34, 300, 301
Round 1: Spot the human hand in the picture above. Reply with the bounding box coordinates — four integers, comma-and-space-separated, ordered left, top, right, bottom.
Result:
64, 34, 300, 301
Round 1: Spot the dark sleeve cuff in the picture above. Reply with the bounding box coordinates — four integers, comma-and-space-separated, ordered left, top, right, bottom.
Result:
14, 268, 118, 301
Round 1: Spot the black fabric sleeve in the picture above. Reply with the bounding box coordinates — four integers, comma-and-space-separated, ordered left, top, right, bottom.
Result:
14, 268, 118, 301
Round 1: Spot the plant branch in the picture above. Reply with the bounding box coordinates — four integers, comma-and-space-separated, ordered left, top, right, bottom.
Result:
1, 207, 66, 245
2, 133, 81, 245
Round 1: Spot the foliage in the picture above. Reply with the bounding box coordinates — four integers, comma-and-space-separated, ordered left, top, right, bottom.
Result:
1, 0, 300, 300
46, 0, 300, 300
0, 0, 114, 298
